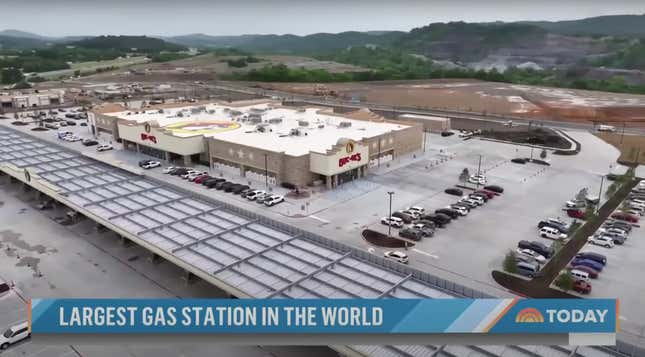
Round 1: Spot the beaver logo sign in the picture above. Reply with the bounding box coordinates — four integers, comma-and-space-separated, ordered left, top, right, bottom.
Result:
144, 123, 151, 133
24, 169, 31, 182
346, 141, 355, 154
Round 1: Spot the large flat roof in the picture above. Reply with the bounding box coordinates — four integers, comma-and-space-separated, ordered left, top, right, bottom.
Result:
105, 102, 410, 156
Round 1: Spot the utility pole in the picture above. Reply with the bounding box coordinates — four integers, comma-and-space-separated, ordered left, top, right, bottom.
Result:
387, 191, 394, 236
620, 122, 626, 145
530, 146, 534, 161
378, 138, 381, 168
597, 175, 604, 214
476, 155, 482, 188
264, 153, 268, 188
422, 130, 427, 153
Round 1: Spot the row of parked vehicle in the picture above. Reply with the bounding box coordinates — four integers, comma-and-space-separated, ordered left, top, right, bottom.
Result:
57, 131, 113, 151
381, 184, 504, 242
512, 217, 573, 279
161, 166, 285, 206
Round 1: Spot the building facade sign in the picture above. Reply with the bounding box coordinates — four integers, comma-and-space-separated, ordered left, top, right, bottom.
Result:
310, 140, 368, 176
117, 121, 205, 156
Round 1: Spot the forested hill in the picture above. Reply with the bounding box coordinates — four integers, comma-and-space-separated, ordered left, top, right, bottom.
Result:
70, 36, 187, 52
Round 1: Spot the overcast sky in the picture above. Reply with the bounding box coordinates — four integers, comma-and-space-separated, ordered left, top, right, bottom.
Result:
2, 0, 645, 37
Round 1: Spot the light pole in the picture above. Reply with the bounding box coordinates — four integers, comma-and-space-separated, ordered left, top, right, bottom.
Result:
596, 174, 605, 214
264, 153, 268, 188
476, 155, 482, 189
387, 191, 394, 236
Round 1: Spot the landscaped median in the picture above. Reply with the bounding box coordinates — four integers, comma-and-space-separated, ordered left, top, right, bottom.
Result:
493, 172, 639, 298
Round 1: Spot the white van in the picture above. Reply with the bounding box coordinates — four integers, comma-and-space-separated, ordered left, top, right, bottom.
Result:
0, 321, 30, 349
571, 269, 590, 282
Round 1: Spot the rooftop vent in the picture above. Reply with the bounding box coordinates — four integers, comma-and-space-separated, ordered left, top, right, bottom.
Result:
339, 121, 352, 128
268, 117, 283, 124
298, 120, 309, 127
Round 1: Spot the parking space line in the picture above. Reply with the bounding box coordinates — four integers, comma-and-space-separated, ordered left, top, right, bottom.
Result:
308, 215, 330, 224
412, 248, 439, 259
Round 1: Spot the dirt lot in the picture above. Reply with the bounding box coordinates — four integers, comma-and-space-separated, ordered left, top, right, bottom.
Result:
596, 132, 645, 164
263, 79, 645, 126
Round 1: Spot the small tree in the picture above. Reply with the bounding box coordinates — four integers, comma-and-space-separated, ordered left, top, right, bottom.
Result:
540, 149, 547, 160
503, 250, 518, 274
459, 168, 470, 186
554, 271, 575, 291
575, 188, 588, 202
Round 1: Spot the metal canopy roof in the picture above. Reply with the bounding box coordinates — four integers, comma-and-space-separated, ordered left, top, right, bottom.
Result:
0, 127, 626, 357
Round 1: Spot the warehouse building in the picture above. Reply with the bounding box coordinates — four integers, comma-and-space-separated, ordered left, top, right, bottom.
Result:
90, 100, 422, 188
0, 89, 65, 109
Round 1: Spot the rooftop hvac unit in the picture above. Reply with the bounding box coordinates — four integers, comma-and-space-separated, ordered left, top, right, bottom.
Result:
249, 117, 262, 124
339, 121, 352, 128
296, 108, 306, 113
208, 109, 215, 114
298, 120, 309, 127
268, 117, 283, 124
318, 124, 325, 129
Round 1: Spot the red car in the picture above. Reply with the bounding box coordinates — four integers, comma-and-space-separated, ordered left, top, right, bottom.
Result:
611, 212, 639, 223
194, 175, 211, 184
569, 265, 598, 278
475, 190, 496, 199
567, 209, 586, 219
573, 280, 592, 294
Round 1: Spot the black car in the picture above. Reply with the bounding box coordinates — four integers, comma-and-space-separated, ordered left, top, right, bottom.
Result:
483, 185, 504, 193
445, 188, 463, 196
399, 227, 422, 241
421, 214, 449, 227
392, 211, 414, 224
226, 183, 242, 193
603, 221, 632, 232
203, 177, 225, 186
415, 220, 436, 229
216, 181, 232, 190
82, 139, 98, 146
518, 240, 553, 258
511, 158, 528, 164
606, 173, 619, 181
66, 120, 77, 126
537, 220, 569, 234
435, 208, 459, 219
233, 185, 250, 194
440, 131, 455, 137
170, 168, 188, 176
575, 252, 607, 265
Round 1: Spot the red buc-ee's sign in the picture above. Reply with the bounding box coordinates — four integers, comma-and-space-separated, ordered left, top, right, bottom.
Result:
338, 153, 361, 167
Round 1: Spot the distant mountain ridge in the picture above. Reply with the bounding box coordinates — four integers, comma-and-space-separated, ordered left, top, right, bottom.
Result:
523, 14, 645, 37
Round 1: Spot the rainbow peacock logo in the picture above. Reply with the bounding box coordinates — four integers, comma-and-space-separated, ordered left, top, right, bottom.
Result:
515, 307, 544, 323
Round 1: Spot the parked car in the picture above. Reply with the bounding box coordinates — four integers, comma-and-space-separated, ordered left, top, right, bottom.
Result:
435, 208, 459, 219
163, 166, 179, 174
415, 220, 436, 229
421, 214, 450, 227
400, 209, 420, 219
96, 144, 113, 152
567, 209, 586, 219
450, 203, 471, 212
460, 197, 481, 207
406, 206, 425, 215
539, 227, 567, 240
611, 212, 639, 223
399, 227, 422, 241
475, 190, 496, 199
0, 321, 30, 350
447, 205, 468, 216
138, 159, 153, 167
217, 181, 233, 190
568, 265, 599, 279
511, 158, 528, 164
467, 194, 486, 204
516, 248, 546, 264
141, 161, 161, 169
537, 218, 569, 233
225, 183, 242, 192
518, 240, 553, 258
194, 175, 211, 184
410, 223, 434, 237
565, 200, 586, 209
233, 185, 250, 194
603, 221, 632, 232
255, 193, 272, 204
245, 190, 266, 200
187, 172, 208, 181
571, 258, 604, 272
203, 178, 225, 187
483, 185, 504, 193
264, 195, 284, 206
81, 139, 98, 146
573, 280, 592, 294
587, 235, 614, 248
457, 199, 478, 209
608, 234, 626, 245
468, 174, 487, 185
381, 216, 403, 228
516, 261, 540, 278
444, 188, 463, 196
392, 211, 414, 224
383, 251, 408, 264
171, 168, 189, 176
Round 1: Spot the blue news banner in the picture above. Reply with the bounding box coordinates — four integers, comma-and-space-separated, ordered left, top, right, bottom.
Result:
30, 298, 618, 335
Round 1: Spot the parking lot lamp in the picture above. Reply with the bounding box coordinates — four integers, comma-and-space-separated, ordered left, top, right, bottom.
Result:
597, 174, 604, 214
387, 191, 394, 236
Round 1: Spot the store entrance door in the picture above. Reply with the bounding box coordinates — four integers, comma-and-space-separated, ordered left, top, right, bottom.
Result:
337, 167, 360, 186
